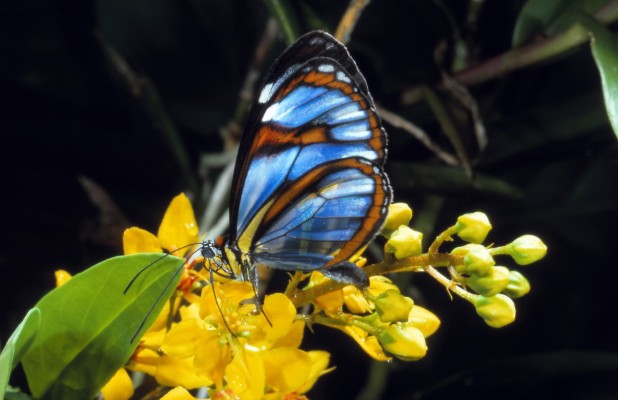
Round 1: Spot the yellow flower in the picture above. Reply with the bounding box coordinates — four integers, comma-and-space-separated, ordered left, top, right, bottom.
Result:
128, 277, 328, 398
124, 193, 199, 255
123, 193, 202, 296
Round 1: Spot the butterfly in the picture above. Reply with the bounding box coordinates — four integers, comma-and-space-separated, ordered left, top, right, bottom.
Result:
203, 30, 392, 295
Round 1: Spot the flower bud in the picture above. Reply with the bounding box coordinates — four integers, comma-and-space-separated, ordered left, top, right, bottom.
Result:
464, 266, 510, 297
374, 289, 414, 323
472, 294, 516, 328
451, 244, 495, 275
507, 235, 547, 265
502, 270, 531, 298
381, 203, 413, 237
455, 212, 492, 244
377, 322, 427, 361
408, 305, 441, 338
385, 226, 423, 259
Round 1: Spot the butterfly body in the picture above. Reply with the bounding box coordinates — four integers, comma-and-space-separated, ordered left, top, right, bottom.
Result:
209, 31, 392, 290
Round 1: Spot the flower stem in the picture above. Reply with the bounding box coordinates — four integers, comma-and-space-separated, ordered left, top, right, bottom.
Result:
335, 0, 372, 44
424, 265, 475, 302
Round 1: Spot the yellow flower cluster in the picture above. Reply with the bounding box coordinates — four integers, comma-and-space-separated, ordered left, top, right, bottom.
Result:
130, 282, 329, 399
104, 194, 332, 399
89, 194, 546, 399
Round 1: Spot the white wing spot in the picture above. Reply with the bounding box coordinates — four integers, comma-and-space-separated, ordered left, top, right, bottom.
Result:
336, 71, 351, 83
258, 83, 274, 103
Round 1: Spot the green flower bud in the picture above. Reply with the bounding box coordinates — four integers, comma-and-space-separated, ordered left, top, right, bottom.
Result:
374, 289, 415, 323
385, 226, 423, 259
507, 235, 547, 265
464, 266, 510, 296
381, 203, 413, 237
451, 244, 495, 275
472, 294, 516, 328
455, 212, 492, 244
502, 270, 531, 298
377, 322, 427, 361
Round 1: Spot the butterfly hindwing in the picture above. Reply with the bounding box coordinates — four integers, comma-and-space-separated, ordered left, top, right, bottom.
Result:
252, 157, 390, 271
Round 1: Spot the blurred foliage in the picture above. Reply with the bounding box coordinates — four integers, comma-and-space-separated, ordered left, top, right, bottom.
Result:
1, 0, 617, 399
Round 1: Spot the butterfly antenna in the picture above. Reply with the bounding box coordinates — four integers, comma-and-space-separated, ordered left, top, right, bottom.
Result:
129, 259, 186, 344
123, 242, 201, 294
124, 253, 171, 294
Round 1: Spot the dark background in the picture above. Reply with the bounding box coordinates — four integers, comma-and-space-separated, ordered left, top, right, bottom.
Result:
1, 0, 617, 399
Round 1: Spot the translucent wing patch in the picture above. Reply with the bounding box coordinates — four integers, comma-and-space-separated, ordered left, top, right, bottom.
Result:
251, 158, 390, 271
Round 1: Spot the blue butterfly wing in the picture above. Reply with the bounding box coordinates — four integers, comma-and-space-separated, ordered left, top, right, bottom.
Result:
230, 31, 373, 236
229, 31, 391, 275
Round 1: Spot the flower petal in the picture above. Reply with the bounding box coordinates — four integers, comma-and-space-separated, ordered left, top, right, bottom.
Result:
296, 351, 332, 394
54, 270, 72, 287
123, 227, 162, 254
160, 386, 199, 400
158, 193, 199, 252
101, 368, 134, 400
155, 355, 213, 389
263, 348, 312, 393
272, 320, 305, 349
194, 330, 232, 389
226, 348, 265, 400
249, 293, 297, 348
161, 318, 202, 358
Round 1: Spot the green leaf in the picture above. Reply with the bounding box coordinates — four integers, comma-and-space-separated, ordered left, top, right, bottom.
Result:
21, 253, 184, 400
513, 0, 572, 47
585, 17, 618, 138
0, 308, 41, 400
512, 0, 611, 47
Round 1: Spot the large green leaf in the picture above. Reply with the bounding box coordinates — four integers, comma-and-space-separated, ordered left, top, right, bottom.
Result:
0, 308, 41, 400
585, 17, 618, 138
512, 0, 611, 47
21, 254, 184, 400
